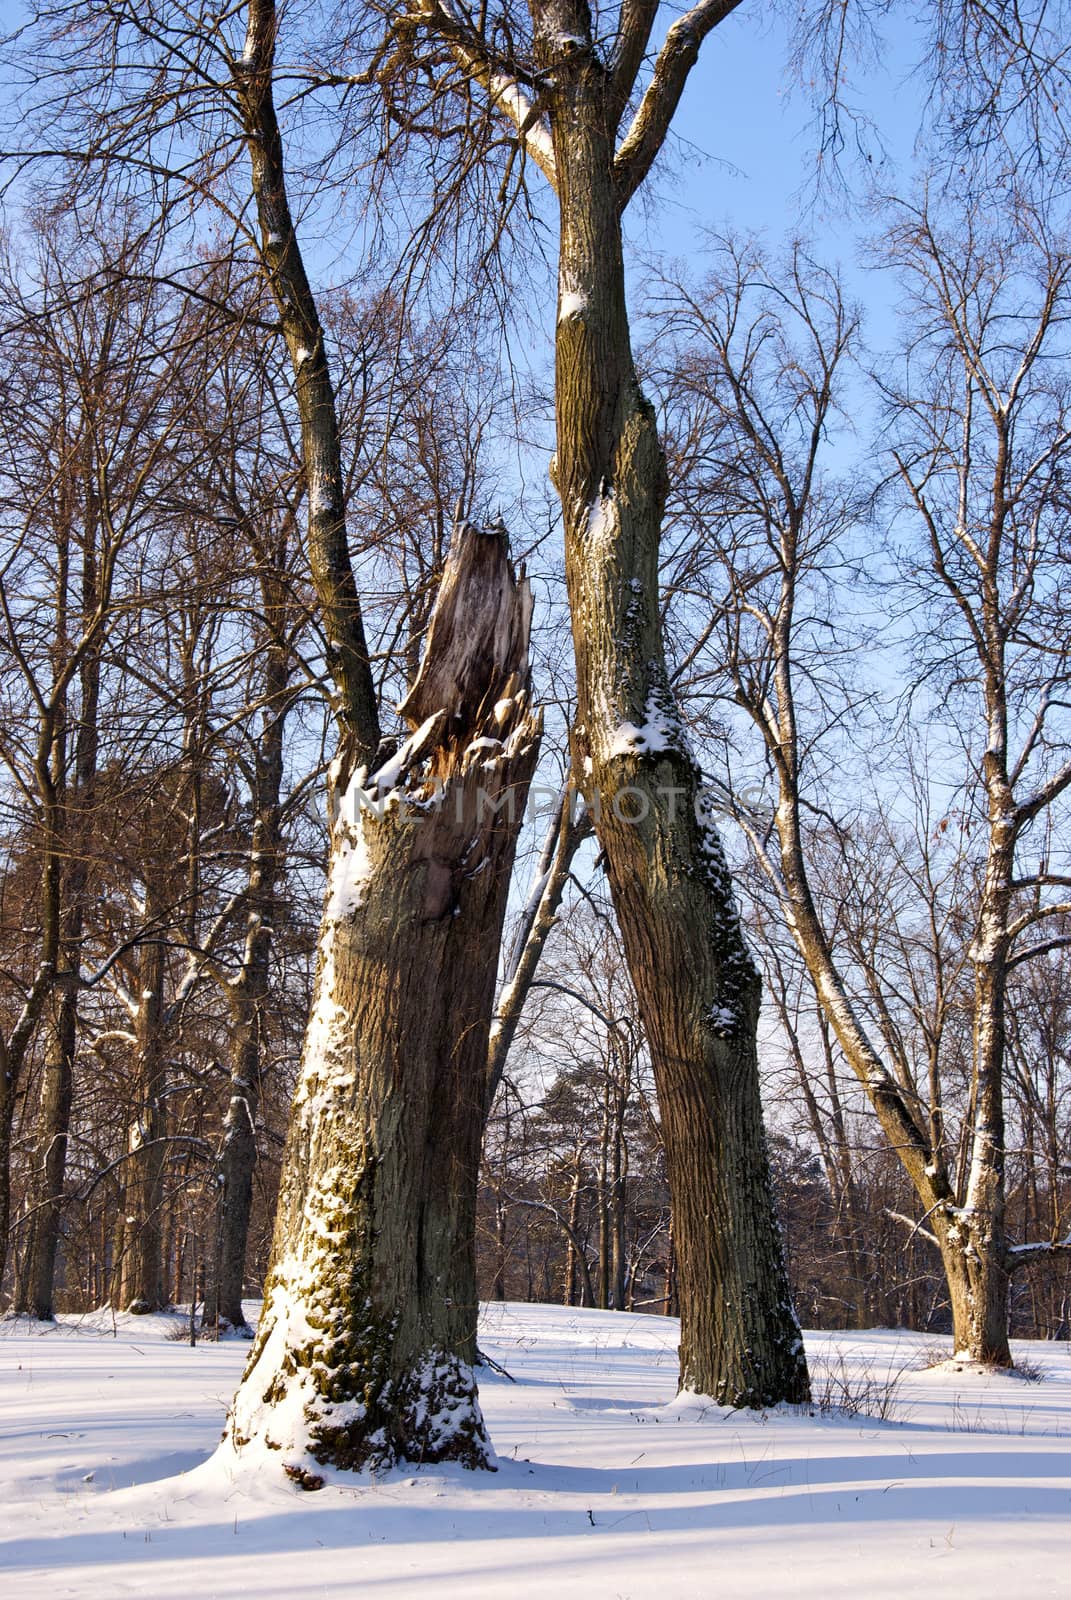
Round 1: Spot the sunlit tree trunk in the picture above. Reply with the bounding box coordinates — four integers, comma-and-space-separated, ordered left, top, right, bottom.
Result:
225, 523, 540, 1477
564, 1151, 583, 1306
202, 605, 290, 1336
546, 51, 806, 1406
113, 901, 168, 1314
18, 462, 101, 1320
411, 0, 807, 1405
222, 2, 541, 1474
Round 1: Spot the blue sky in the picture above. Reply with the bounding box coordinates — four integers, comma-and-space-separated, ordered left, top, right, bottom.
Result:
625, 5, 932, 355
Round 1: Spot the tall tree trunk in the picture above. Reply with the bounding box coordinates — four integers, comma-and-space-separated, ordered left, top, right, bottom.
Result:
0, 468, 86, 1296
196, 488, 301, 1336
938, 821, 1014, 1364
489, 1191, 508, 1302
17, 519, 101, 1320
663, 1214, 677, 1318
231, 0, 537, 1468
597, 1083, 610, 1309
224, 523, 540, 1478
486, 783, 589, 1110
114, 915, 168, 1313
549, 77, 807, 1405
203, 989, 264, 1334
410, 0, 807, 1406
610, 1089, 627, 1311
202, 648, 289, 1336
0, 751, 64, 1298
564, 1151, 583, 1306
17, 988, 76, 1318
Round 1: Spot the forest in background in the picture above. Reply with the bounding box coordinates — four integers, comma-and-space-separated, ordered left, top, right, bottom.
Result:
0, 213, 1067, 1344
0, 0, 1067, 1421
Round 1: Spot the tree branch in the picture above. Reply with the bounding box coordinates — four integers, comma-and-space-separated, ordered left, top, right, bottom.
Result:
417, 0, 558, 186
1007, 1234, 1071, 1272
236, 0, 380, 759
486, 780, 590, 1110
1016, 753, 1071, 828
607, 0, 660, 125
884, 1207, 941, 1250
613, 0, 745, 208
1006, 931, 1071, 971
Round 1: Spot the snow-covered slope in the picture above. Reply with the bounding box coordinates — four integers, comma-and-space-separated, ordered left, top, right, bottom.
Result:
2, 1303, 1069, 1598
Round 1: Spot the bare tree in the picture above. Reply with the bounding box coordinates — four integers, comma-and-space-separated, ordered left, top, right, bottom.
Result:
5, 0, 547, 1467
0, 221, 194, 1300
400, 0, 810, 1408
184, 0, 542, 1475
652, 214, 1071, 1365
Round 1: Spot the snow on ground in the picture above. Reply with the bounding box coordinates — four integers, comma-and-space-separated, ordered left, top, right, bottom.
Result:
2, 1302, 1070, 1598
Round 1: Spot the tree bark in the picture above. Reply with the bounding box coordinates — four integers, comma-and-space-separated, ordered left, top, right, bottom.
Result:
407, 0, 805, 1402
610, 1082, 627, 1311
547, 56, 807, 1406
564, 1150, 583, 1305
486, 782, 589, 1112
938, 1223, 1011, 1363
18, 988, 77, 1318
224, 522, 540, 1478
222, 2, 546, 1475
17, 493, 101, 1320
203, 988, 265, 1335
202, 596, 290, 1336
113, 913, 168, 1314
939, 816, 1014, 1364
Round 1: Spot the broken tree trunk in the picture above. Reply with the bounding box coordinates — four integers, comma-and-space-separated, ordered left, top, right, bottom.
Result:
223, 521, 540, 1478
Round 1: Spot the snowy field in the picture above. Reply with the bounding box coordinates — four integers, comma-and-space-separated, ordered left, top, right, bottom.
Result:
2, 1303, 1070, 1599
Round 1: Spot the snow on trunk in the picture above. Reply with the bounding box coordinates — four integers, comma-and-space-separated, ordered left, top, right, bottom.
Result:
550, 102, 809, 1407
221, 523, 541, 1480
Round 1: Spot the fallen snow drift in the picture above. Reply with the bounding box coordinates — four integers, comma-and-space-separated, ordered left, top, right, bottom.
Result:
2, 1302, 1069, 1598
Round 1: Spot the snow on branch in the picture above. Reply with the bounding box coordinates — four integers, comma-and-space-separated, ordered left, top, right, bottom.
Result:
417, 0, 557, 186
1005, 902, 1071, 967
1011, 935, 1071, 972
1007, 1234, 1071, 1271
613, 0, 745, 208
884, 1207, 941, 1250
1016, 752, 1071, 826
488, 74, 557, 181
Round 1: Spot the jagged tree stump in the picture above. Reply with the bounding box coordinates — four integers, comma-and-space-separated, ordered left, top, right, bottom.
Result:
224, 522, 540, 1478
